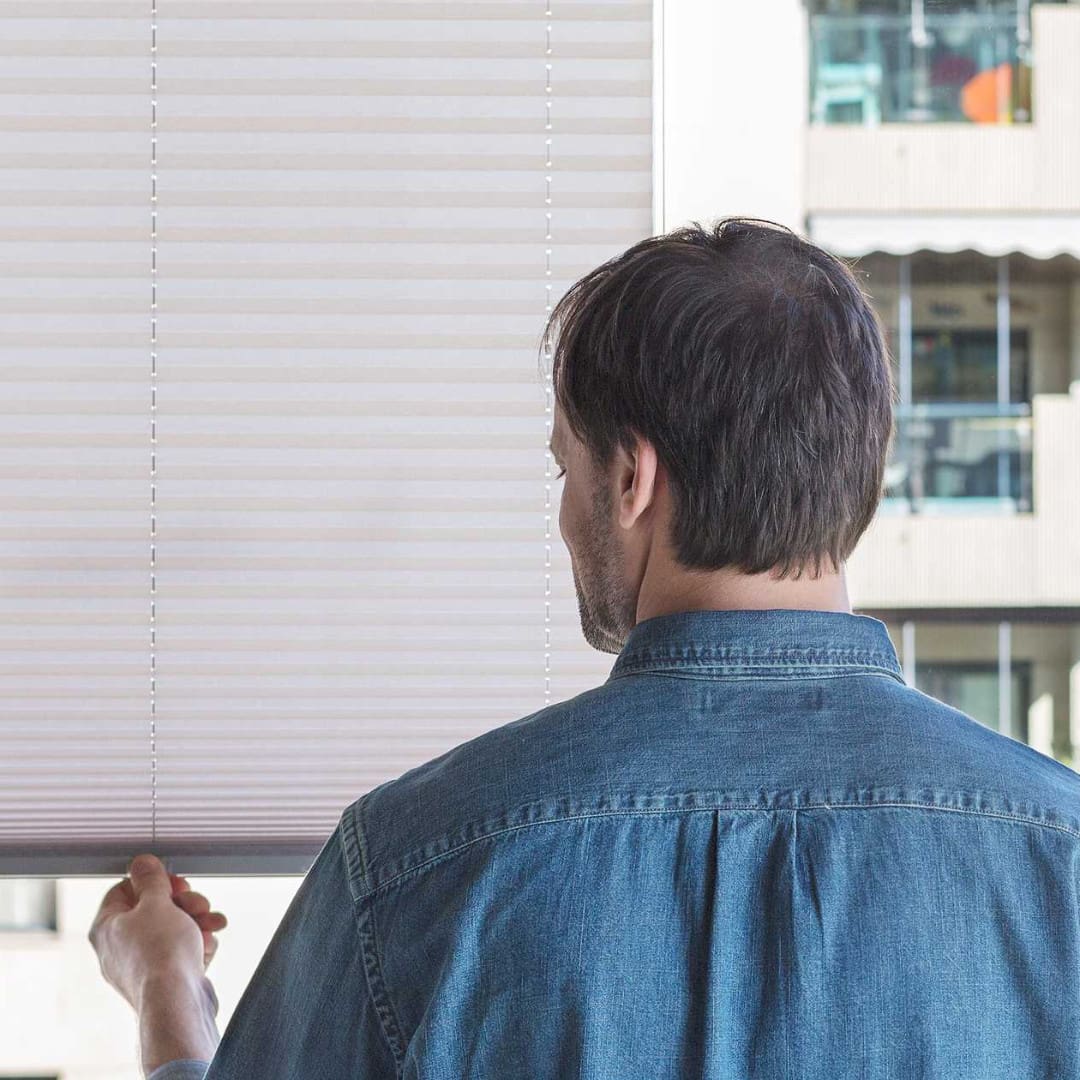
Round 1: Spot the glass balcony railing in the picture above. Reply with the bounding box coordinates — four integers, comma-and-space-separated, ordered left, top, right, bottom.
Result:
810, 13, 1032, 124
882, 403, 1033, 512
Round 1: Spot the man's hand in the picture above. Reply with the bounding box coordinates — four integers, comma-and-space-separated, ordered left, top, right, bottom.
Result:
89, 854, 226, 1075
89, 853, 226, 1007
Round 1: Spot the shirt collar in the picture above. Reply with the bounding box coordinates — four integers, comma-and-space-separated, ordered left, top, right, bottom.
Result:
606, 607, 905, 684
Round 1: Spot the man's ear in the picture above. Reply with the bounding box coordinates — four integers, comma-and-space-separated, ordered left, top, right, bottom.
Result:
617, 435, 660, 530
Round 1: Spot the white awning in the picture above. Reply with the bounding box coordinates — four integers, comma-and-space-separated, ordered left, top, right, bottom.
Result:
809, 214, 1080, 261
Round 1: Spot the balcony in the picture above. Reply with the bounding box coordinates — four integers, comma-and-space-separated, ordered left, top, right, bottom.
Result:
810, 11, 1032, 126
847, 381, 1080, 609
805, 3, 1080, 229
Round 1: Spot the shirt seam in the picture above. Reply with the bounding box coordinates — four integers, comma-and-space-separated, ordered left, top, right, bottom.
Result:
359, 800, 1080, 899
617, 647, 899, 661
613, 644, 899, 660
354, 898, 408, 1075
607, 667, 906, 685
609, 656, 902, 682
338, 800, 368, 899
337, 818, 408, 1074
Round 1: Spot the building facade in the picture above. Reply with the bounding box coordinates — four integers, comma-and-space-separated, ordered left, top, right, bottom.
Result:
664, 0, 1080, 769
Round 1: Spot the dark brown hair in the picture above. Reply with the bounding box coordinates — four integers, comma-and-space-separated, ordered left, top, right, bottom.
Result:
542, 217, 896, 579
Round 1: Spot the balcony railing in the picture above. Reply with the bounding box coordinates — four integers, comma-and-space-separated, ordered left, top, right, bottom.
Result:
882, 403, 1033, 513
810, 13, 1031, 125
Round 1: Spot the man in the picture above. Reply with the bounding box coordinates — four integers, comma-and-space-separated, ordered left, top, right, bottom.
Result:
91, 219, 1080, 1078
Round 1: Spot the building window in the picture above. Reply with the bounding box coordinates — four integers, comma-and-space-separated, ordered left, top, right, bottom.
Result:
893, 328, 1033, 503
807, 0, 1068, 124
856, 250, 1075, 514
0, 880, 57, 933
911, 328, 1029, 404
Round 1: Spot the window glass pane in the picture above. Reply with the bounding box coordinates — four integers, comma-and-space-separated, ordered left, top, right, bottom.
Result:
808, 0, 1067, 124
912, 328, 1029, 403
0, 881, 56, 933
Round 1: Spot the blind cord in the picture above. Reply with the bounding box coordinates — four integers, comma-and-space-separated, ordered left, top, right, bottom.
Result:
149, 0, 159, 845
544, 2, 553, 709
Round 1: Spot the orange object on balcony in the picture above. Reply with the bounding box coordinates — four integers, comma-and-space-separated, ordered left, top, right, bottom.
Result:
961, 63, 1013, 124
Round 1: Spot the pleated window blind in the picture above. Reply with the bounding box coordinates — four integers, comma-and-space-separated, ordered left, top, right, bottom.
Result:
0, 1, 653, 874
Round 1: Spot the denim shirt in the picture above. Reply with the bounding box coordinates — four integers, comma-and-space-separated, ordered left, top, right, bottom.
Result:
152, 608, 1080, 1080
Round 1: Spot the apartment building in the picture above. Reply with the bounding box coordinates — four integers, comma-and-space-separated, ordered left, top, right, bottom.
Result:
664, 0, 1080, 766
810, 0, 1080, 767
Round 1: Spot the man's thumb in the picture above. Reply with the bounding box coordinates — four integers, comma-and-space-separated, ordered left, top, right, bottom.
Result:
128, 853, 170, 898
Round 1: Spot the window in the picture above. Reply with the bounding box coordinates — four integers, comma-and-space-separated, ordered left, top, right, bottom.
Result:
0, 881, 56, 933
855, 250, 1080, 513
911, 328, 1030, 404
807, 0, 1069, 124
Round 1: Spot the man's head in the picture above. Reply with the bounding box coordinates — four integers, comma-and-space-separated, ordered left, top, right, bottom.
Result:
543, 218, 896, 654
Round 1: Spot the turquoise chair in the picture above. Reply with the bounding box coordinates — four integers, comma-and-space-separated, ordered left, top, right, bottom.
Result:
812, 62, 883, 125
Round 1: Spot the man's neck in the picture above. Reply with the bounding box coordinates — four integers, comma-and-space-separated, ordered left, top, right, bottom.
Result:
634, 562, 852, 625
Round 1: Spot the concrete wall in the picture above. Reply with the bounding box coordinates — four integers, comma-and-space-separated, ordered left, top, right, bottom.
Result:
660, 0, 808, 232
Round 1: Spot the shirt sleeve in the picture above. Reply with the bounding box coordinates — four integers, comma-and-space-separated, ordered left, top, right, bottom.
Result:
147, 1062, 210, 1080
199, 824, 398, 1079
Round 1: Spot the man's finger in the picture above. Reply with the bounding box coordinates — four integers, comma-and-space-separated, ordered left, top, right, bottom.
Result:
193, 911, 227, 932
182, 905, 227, 931
173, 890, 211, 917
127, 853, 172, 899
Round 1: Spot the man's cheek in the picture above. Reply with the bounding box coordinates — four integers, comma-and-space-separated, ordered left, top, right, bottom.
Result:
557, 496, 569, 549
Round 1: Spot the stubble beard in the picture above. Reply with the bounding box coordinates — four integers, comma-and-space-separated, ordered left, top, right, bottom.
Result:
571, 480, 633, 656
